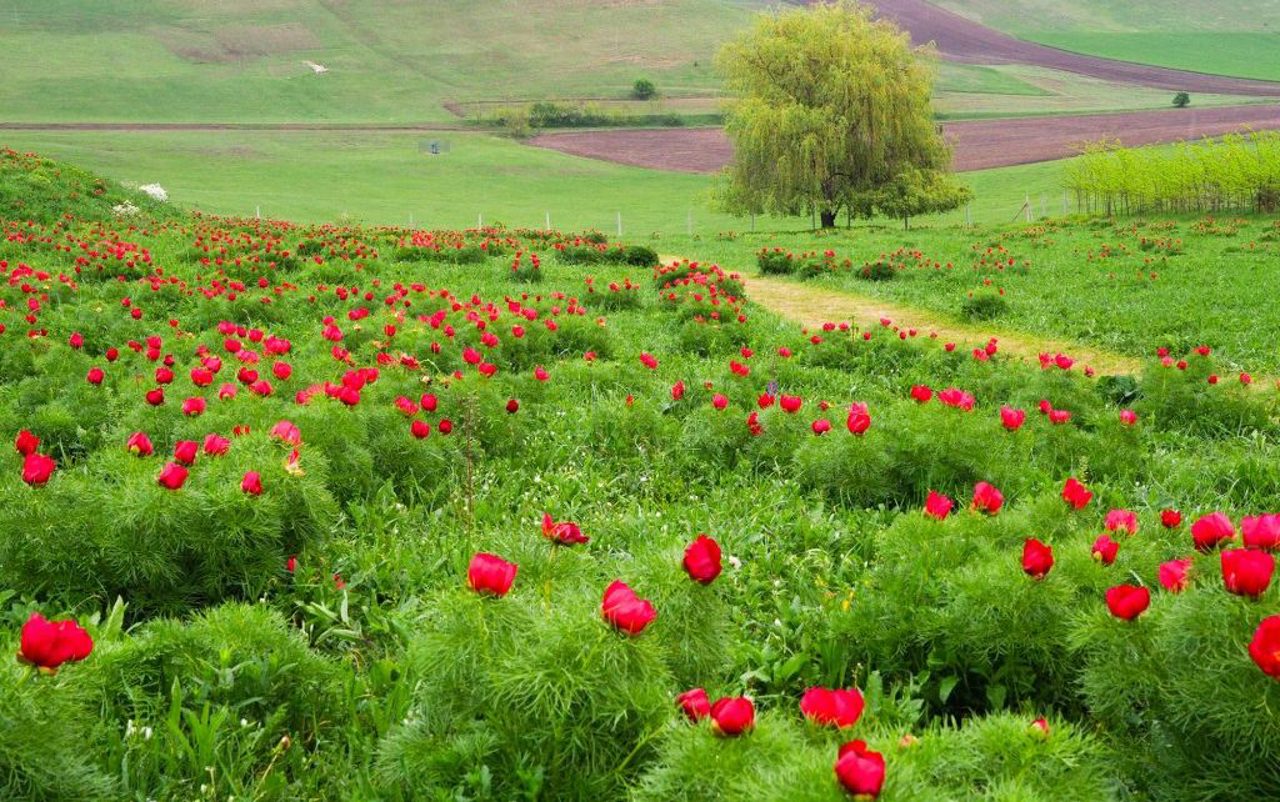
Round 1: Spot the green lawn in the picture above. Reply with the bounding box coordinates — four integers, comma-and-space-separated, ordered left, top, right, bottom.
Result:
936, 0, 1280, 81
0, 129, 1069, 235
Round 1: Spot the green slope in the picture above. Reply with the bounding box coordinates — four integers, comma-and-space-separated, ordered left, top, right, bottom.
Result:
0, 0, 762, 123
936, 0, 1280, 81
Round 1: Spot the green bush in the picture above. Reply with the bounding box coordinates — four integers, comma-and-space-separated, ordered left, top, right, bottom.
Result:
0, 652, 116, 800
379, 589, 675, 800
960, 291, 1009, 321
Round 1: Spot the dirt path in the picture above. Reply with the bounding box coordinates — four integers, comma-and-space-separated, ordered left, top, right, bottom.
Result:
0, 122, 467, 133
530, 104, 1280, 174
744, 273, 1140, 375
664, 252, 1141, 374
833, 0, 1280, 96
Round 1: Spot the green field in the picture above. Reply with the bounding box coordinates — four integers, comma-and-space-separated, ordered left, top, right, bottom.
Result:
0, 0, 762, 123
0, 129, 1069, 234
0, 0, 1267, 128
663, 212, 1280, 372
937, 0, 1280, 81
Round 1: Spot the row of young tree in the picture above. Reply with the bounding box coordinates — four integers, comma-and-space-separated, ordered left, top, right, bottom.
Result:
1065, 132, 1280, 216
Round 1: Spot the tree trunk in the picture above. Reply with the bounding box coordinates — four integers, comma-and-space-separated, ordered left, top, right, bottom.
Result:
820, 209, 837, 228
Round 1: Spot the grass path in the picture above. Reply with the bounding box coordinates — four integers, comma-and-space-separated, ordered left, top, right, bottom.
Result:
663, 254, 1142, 375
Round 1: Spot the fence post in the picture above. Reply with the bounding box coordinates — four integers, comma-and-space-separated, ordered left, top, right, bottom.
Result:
478, 213, 483, 229
255, 205, 261, 220
965, 203, 971, 227
545, 211, 551, 230
1024, 194, 1032, 223
616, 212, 622, 238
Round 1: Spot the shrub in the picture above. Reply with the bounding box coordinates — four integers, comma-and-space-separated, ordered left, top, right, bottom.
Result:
757, 249, 795, 275
859, 259, 896, 281
0, 433, 339, 615
633, 78, 657, 100
634, 712, 1118, 802
378, 589, 675, 800
960, 291, 1009, 321
0, 652, 117, 800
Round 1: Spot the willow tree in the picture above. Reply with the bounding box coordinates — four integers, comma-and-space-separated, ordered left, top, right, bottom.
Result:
716, 0, 964, 228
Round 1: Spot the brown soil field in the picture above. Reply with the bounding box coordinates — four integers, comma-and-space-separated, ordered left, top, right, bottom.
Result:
849, 0, 1280, 96
529, 104, 1280, 173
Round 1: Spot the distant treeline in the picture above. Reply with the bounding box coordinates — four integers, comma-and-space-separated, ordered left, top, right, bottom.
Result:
479, 101, 722, 135
1065, 132, 1280, 216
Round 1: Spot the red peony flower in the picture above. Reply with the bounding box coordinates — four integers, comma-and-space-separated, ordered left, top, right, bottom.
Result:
17, 613, 93, 672
1191, 512, 1236, 551
780, 394, 803, 414
157, 462, 189, 490
846, 402, 871, 435
241, 471, 263, 495
683, 534, 722, 584
14, 429, 38, 456
126, 431, 154, 456
1105, 509, 1138, 536
601, 580, 656, 635
1161, 508, 1182, 529
910, 384, 933, 403
800, 686, 865, 729
1248, 615, 1280, 679
1000, 406, 1026, 431
1062, 477, 1092, 509
173, 440, 198, 466
712, 393, 729, 410
1158, 558, 1192, 592
1022, 538, 1054, 579
86, 367, 105, 385
924, 491, 953, 521
972, 481, 1004, 515
1105, 584, 1150, 620
270, 420, 302, 445
1222, 548, 1274, 598
467, 552, 517, 596
1242, 514, 1280, 551
542, 512, 588, 545
676, 688, 711, 722
21, 452, 55, 486
1091, 534, 1120, 565
202, 434, 230, 456
709, 696, 754, 736
811, 418, 832, 435
834, 739, 885, 799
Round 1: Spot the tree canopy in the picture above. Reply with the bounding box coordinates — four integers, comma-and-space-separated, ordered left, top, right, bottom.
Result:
716, 0, 969, 227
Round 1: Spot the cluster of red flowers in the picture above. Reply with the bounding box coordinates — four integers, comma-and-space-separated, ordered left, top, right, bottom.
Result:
466, 520, 724, 639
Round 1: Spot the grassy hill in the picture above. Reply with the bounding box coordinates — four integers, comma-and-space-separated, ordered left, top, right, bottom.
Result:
0, 0, 763, 123
0, 146, 178, 224
936, 0, 1280, 81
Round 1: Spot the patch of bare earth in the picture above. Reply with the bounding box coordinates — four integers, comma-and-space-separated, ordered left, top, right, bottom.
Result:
835, 0, 1280, 96
529, 104, 1280, 173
